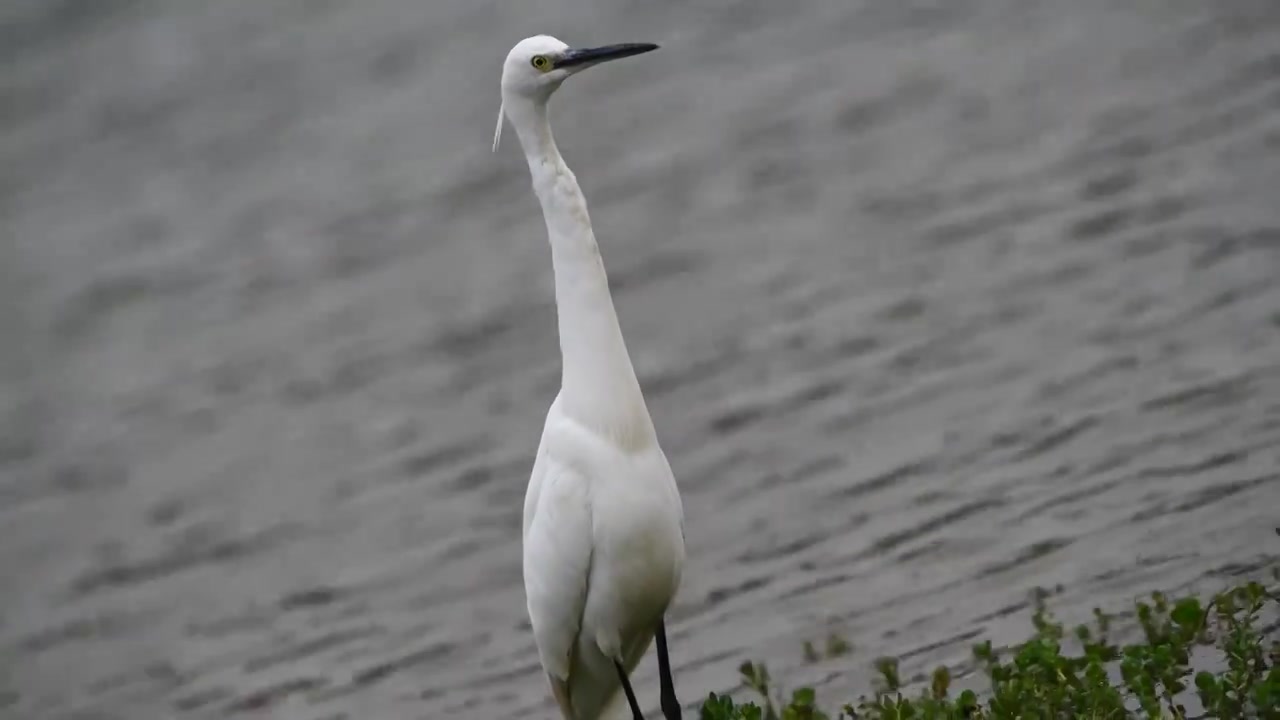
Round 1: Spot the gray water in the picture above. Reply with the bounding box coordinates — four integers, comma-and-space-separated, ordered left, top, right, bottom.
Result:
2, 1, 1279, 718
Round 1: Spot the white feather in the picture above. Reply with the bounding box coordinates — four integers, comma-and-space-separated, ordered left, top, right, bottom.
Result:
492, 100, 504, 153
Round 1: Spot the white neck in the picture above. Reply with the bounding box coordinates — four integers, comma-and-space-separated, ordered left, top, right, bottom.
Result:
505, 97, 655, 449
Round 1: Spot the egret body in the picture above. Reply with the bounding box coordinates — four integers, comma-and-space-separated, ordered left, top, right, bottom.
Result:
494, 35, 686, 720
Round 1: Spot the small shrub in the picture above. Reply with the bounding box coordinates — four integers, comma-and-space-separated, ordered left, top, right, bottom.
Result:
700, 578, 1280, 719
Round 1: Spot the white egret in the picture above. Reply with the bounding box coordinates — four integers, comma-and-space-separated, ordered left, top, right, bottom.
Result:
493, 35, 686, 720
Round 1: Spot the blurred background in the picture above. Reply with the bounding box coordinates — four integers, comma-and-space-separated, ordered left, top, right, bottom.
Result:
2, 0, 1279, 718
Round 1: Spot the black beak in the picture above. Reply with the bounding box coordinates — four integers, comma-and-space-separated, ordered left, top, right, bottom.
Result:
557, 42, 659, 69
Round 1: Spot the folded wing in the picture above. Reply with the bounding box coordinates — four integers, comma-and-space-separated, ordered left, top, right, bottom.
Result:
523, 458, 594, 715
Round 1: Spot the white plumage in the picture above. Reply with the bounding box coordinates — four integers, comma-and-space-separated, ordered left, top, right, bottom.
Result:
494, 35, 686, 720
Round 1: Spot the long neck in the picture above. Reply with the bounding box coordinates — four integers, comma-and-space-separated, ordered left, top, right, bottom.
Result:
508, 98, 654, 448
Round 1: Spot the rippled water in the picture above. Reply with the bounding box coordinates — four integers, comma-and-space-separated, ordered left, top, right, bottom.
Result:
2, 0, 1279, 718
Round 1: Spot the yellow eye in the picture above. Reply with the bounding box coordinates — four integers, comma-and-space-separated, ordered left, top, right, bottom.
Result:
531, 55, 551, 71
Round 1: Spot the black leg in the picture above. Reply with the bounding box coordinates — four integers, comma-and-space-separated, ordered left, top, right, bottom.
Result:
655, 618, 682, 720
615, 660, 644, 720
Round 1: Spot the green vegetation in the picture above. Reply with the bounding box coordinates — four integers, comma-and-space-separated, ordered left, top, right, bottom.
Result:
700, 575, 1280, 719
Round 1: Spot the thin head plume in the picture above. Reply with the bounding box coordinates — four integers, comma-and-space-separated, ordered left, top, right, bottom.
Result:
492, 101, 505, 153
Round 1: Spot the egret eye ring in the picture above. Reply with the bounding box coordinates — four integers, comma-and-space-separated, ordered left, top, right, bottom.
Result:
531, 55, 551, 71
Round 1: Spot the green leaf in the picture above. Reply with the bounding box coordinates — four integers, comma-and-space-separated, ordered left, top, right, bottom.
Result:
1171, 597, 1203, 628
1195, 671, 1218, 692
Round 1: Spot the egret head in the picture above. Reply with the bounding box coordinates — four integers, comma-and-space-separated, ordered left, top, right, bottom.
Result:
493, 35, 658, 151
